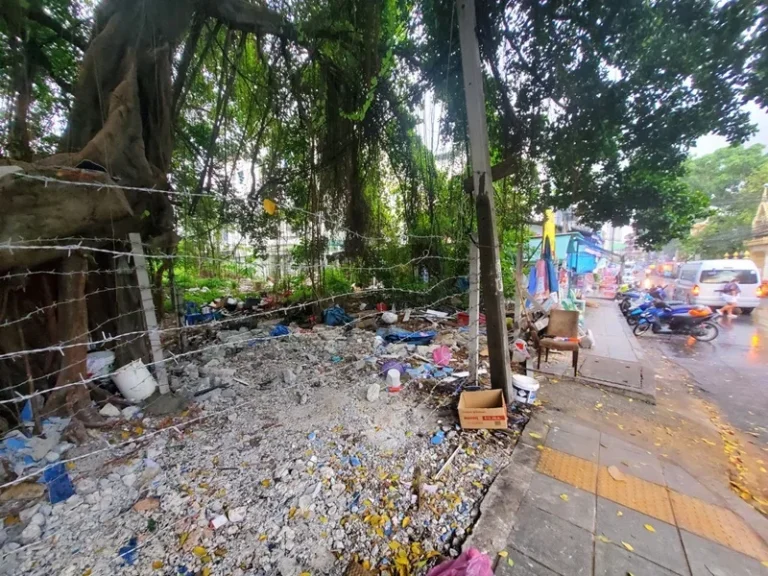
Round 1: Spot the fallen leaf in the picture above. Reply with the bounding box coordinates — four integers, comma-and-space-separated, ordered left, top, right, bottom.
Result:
507, 558, 515, 567
616, 510, 624, 517
132, 498, 160, 513
618, 424, 625, 430
192, 546, 207, 557
702, 438, 716, 446
595, 403, 603, 409
608, 466, 627, 483
597, 535, 611, 543
402, 516, 411, 528
259, 534, 267, 541
644, 524, 656, 533
152, 560, 163, 569
621, 541, 634, 552
762, 560, 768, 567
300, 573, 311, 576
528, 432, 542, 439
560, 494, 569, 502
498, 551, 508, 558
179, 532, 189, 547
202, 568, 211, 576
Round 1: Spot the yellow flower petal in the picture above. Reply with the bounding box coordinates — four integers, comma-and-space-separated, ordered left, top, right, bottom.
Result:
622, 541, 634, 552
644, 524, 656, 533
560, 493, 569, 501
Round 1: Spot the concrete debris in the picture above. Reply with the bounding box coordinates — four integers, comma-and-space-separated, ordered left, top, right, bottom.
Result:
98, 403, 121, 417
0, 323, 531, 576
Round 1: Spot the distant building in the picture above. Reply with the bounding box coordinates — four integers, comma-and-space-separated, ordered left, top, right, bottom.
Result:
744, 184, 768, 278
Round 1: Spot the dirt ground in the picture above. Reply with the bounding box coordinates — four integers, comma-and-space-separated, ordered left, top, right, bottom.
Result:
536, 346, 768, 517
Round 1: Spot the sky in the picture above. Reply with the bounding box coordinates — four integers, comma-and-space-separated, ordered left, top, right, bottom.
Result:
693, 102, 768, 157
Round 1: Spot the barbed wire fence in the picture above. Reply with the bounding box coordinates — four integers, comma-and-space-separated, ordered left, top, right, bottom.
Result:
0, 168, 487, 496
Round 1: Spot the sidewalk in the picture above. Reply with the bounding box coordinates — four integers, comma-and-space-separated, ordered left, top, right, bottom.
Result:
536, 298, 656, 402
467, 412, 768, 575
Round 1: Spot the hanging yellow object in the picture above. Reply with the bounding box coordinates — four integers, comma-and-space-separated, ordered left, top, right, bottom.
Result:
542, 208, 556, 259
263, 198, 277, 215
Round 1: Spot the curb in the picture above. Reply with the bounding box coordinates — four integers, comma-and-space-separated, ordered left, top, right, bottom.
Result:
464, 418, 550, 555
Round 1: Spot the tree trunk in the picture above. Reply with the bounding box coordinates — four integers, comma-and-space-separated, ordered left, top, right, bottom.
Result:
43, 253, 91, 417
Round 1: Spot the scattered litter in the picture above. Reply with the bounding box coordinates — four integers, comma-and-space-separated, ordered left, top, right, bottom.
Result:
432, 346, 452, 366
270, 324, 290, 337
118, 536, 138, 566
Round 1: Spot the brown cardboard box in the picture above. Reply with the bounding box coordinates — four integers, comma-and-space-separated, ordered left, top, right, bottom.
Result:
458, 389, 508, 430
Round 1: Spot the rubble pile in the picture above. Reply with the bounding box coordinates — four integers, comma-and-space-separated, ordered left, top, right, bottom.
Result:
0, 323, 532, 576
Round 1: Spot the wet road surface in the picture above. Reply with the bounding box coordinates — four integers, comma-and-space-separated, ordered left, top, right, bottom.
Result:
643, 312, 768, 439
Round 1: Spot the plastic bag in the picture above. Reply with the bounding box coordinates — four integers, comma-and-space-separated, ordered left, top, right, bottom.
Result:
432, 345, 452, 366
427, 548, 493, 576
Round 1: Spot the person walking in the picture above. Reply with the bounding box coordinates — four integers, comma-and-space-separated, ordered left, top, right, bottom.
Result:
719, 277, 741, 317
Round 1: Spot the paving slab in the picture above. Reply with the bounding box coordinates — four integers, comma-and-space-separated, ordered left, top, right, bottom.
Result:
579, 355, 643, 389
507, 502, 593, 576
545, 426, 600, 462
595, 497, 689, 575
523, 473, 596, 532
598, 441, 666, 485
680, 530, 768, 576
549, 417, 601, 440
594, 540, 685, 576
494, 548, 559, 576
660, 462, 725, 506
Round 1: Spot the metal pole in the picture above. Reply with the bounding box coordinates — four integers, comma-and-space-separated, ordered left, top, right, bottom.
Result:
457, 0, 512, 400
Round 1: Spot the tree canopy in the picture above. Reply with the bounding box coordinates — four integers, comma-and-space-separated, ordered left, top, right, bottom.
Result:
1, 0, 767, 256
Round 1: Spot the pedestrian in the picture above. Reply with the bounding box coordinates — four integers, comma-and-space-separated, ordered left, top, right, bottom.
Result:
718, 277, 741, 317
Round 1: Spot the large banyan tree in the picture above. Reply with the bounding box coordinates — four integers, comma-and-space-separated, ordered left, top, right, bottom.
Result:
1, 0, 766, 430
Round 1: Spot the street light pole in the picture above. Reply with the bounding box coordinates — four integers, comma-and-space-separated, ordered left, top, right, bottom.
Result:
456, 0, 513, 400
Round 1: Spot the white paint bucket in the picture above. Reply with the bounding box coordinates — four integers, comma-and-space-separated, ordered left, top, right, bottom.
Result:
112, 359, 157, 402
86, 351, 115, 379
512, 374, 540, 404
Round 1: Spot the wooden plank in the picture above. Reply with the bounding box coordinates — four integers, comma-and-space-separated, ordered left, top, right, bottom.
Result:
129, 233, 169, 395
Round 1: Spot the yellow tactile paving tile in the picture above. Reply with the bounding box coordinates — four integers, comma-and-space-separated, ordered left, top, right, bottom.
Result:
597, 467, 676, 524
670, 492, 768, 561
536, 448, 598, 493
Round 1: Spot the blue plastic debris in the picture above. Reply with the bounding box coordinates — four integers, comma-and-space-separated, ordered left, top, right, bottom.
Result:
42, 463, 75, 504
5, 437, 27, 451
307, 431, 317, 441
20, 401, 33, 423
377, 327, 436, 345
330, 355, 343, 363
118, 536, 138, 566
176, 566, 189, 575
431, 431, 445, 445
270, 324, 290, 337
323, 305, 354, 326
350, 456, 361, 467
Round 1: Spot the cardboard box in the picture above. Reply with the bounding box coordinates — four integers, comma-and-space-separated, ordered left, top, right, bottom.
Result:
458, 389, 508, 430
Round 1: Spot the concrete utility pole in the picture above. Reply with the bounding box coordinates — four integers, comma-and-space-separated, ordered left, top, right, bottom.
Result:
456, 0, 513, 400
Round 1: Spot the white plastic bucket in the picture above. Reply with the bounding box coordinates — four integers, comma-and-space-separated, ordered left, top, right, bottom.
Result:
87, 351, 115, 379
112, 359, 157, 402
512, 374, 540, 404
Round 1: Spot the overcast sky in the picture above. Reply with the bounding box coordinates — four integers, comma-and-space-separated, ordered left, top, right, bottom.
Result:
693, 102, 768, 157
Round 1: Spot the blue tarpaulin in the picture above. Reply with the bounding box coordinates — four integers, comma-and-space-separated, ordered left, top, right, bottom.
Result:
323, 305, 354, 326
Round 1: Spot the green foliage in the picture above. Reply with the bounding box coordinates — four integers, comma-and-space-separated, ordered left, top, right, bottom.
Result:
681, 145, 768, 257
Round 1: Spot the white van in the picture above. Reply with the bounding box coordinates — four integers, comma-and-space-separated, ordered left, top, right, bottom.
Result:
674, 259, 762, 313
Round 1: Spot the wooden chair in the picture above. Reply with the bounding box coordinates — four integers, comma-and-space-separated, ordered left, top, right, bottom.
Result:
537, 309, 580, 376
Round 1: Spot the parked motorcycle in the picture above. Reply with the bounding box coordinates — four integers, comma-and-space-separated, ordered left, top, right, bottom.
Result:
626, 299, 691, 325
619, 285, 667, 315
633, 303, 719, 342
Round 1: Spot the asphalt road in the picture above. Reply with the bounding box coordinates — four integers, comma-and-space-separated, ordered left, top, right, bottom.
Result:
643, 311, 768, 438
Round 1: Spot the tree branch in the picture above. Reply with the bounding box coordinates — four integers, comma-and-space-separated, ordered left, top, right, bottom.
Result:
203, 0, 296, 41
26, 6, 88, 51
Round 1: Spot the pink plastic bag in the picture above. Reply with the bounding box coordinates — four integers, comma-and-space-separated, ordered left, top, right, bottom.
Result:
426, 548, 493, 576
432, 345, 452, 366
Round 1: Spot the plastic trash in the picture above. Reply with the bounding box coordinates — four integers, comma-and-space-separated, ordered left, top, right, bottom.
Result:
118, 536, 139, 566
431, 430, 445, 445
385, 369, 402, 392
381, 311, 398, 324
377, 327, 436, 345
427, 548, 493, 576
510, 338, 531, 363
380, 360, 406, 375
43, 463, 75, 504
270, 324, 290, 337
432, 345, 452, 366
323, 305, 354, 326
